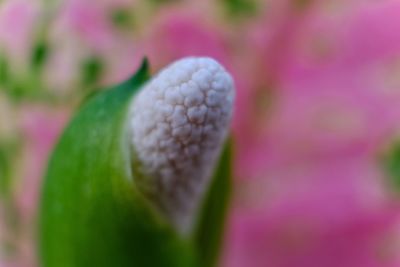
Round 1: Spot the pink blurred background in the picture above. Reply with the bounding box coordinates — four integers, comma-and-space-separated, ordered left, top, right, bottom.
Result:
2, 0, 400, 266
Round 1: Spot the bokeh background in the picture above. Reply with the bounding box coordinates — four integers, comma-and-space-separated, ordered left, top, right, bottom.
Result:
2, 0, 400, 266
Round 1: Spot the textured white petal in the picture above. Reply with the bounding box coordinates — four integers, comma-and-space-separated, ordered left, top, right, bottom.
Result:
129, 57, 234, 234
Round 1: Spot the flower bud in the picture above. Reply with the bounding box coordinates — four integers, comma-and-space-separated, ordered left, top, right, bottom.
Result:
129, 57, 235, 234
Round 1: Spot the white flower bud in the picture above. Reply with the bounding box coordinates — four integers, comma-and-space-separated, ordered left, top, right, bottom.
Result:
129, 57, 234, 234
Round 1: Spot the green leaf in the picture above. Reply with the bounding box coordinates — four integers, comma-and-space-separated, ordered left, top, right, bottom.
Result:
382, 142, 400, 194
39, 59, 198, 267
0, 140, 20, 199
31, 40, 49, 71
223, 0, 258, 19
193, 139, 233, 267
111, 9, 135, 29
81, 56, 104, 87
0, 54, 9, 86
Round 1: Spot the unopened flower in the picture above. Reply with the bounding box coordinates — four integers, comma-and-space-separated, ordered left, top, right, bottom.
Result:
129, 57, 235, 234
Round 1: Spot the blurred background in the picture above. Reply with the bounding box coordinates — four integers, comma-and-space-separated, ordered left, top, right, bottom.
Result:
2, 0, 400, 266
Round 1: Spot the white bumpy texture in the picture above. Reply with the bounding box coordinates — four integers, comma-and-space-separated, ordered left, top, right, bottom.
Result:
129, 57, 234, 234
